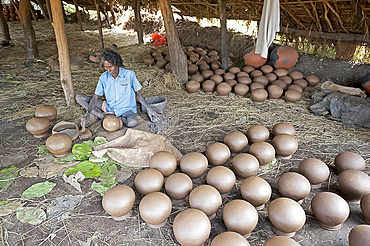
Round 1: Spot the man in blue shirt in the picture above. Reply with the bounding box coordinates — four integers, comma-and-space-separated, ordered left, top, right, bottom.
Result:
76, 50, 159, 129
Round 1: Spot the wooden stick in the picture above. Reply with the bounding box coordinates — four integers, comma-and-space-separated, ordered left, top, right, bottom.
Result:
325, 2, 349, 33
322, 3, 334, 32
72, 0, 83, 31
321, 81, 367, 98
93, 0, 104, 50
280, 5, 306, 29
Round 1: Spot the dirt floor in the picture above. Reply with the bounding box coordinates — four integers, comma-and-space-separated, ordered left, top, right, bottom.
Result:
0, 18, 370, 246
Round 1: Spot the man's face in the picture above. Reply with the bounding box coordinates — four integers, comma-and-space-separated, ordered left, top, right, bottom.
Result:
103, 61, 119, 78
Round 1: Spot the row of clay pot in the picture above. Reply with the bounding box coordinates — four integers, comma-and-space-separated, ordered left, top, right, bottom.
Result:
2, 4, 43, 22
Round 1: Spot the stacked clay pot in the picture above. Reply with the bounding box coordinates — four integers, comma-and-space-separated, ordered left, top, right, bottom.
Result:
35, 105, 57, 124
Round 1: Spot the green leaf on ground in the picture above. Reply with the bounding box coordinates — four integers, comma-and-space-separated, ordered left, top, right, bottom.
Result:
83, 136, 108, 147
91, 181, 116, 196
89, 155, 109, 163
6, 73, 16, 79
99, 163, 117, 186
0, 201, 9, 206
16, 207, 46, 225
21, 181, 56, 199
54, 153, 78, 163
0, 165, 19, 189
64, 160, 102, 179
72, 143, 92, 160
38, 145, 52, 156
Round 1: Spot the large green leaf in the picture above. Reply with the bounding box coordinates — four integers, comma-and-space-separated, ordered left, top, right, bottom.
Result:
0, 165, 19, 189
82, 136, 108, 147
72, 143, 92, 160
16, 207, 46, 225
21, 181, 56, 199
64, 160, 102, 179
91, 181, 117, 196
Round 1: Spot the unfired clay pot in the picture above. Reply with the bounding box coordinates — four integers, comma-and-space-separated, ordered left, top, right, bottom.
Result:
279, 75, 293, 86
189, 184, 222, 220
260, 65, 274, 74
240, 176, 272, 210
337, 170, 370, 203
223, 199, 258, 238
205, 142, 231, 166
305, 75, 320, 86
243, 65, 255, 73
263, 236, 300, 246
254, 75, 269, 86
274, 68, 288, 77
284, 89, 301, 103
234, 83, 249, 97
348, 225, 370, 246
134, 168, 164, 196
288, 71, 304, 80
249, 142, 275, 168
292, 79, 308, 88
268, 197, 306, 237
265, 73, 277, 83
214, 68, 225, 76
238, 76, 252, 85
334, 151, 366, 174
35, 105, 57, 124
180, 152, 208, 180
165, 173, 193, 203
199, 63, 210, 72
186, 80, 200, 94
277, 172, 311, 204
210, 75, 224, 85
250, 70, 263, 78
229, 67, 241, 74
273, 123, 295, 136
173, 208, 211, 246
103, 115, 123, 132
271, 80, 287, 89
206, 166, 236, 196
217, 82, 232, 97
201, 70, 214, 80
149, 151, 177, 177
237, 71, 249, 78
139, 192, 172, 228
202, 79, 216, 94
52, 121, 79, 140
271, 134, 298, 159
287, 84, 303, 93
225, 79, 238, 88
156, 59, 167, 69
267, 85, 284, 100
191, 74, 204, 83
247, 125, 269, 143
232, 153, 259, 180
45, 133, 72, 157
223, 72, 235, 81
250, 82, 265, 91
26, 117, 50, 138
311, 192, 350, 230
102, 185, 135, 221
211, 231, 250, 246
224, 131, 248, 154
298, 158, 329, 188
360, 193, 370, 224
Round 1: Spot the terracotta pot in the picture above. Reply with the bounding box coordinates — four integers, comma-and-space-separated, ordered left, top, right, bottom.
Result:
205, 142, 231, 166
243, 46, 267, 68
234, 83, 250, 97
334, 151, 366, 174
206, 166, 236, 196
149, 151, 177, 177
249, 142, 275, 168
139, 192, 172, 228
271, 134, 298, 159
240, 176, 272, 210
217, 82, 232, 97
243, 65, 255, 73
165, 173, 193, 203
186, 80, 201, 94
267, 85, 284, 100
260, 65, 273, 74
202, 79, 216, 94
277, 172, 311, 203
348, 225, 370, 246
360, 193, 370, 224
35, 105, 57, 124
189, 185, 222, 219
103, 115, 123, 132
134, 168, 164, 196
338, 170, 370, 203
232, 153, 259, 179
246, 125, 269, 143
45, 133, 72, 157
270, 45, 298, 69
272, 122, 295, 136
102, 185, 135, 221
305, 75, 320, 86
180, 152, 208, 179
26, 117, 50, 138
224, 131, 248, 153
211, 231, 250, 246
298, 158, 330, 188
284, 89, 301, 103
263, 236, 300, 246
251, 88, 268, 104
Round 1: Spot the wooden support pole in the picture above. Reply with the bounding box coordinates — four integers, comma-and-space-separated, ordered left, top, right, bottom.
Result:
0, 2, 11, 42
102, 5, 111, 29
94, 0, 104, 50
50, 0, 75, 105
158, 0, 188, 83
218, 0, 228, 71
19, 0, 38, 59
35, 0, 49, 20
109, 1, 116, 26
72, 0, 83, 31
133, 0, 144, 44
45, 0, 52, 23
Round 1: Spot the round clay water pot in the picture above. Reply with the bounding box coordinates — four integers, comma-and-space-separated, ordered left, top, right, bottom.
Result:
210, 75, 223, 85
247, 125, 270, 143
217, 82, 232, 97
45, 133, 72, 157
348, 225, 370, 246
243, 46, 267, 68
279, 75, 293, 86
201, 70, 214, 80
288, 71, 304, 80
277, 172, 311, 204
187, 46, 195, 52
26, 117, 50, 138
180, 152, 208, 180
205, 142, 231, 166
206, 166, 236, 196
229, 67, 241, 74
271, 134, 298, 159
292, 79, 308, 89
234, 83, 250, 97
149, 151, 177, 177
305, 75, 320, 86
202, 79, 216, 94
271, 80, 287, 90
240, 176, 272, 210
224, 131, 248, 153
214, 68, 225, 76
225, 79, 237, 88
249, 142, 276, 168
238, 76, 252, 85
103, 115, 123, 132
153, 54, 163, 61
211, 61, 221, 70
189, 185, 222, 219
250, 82, 265, 91
284, 89, 302, 103
311, 192, 350, 230
254, 75, 269, 86
265, 73, 277, 83
263, 236, 300, 246
250, 70, 263, 78
199, 63, 210, 72
143, 55, 155, 66
208, 50, 218, 56
165, 173, 193, 203
210, 55, 220, 62
287, 84, 303, 93
139, 192, 172, 228
360, 193, 370, 224
223, 72, 235, 81
243, 65, 255, 73
186, 80, 201, 94
232, 153, 259, 180
223, 199, 258, 238
102, 185, 135, 221
173, 209, 211, 246
338, 170, 370, 203
211, 231, 250, 246
298, 158, 330, 188
273, 123, 295, 136
261, 65, 274, 74
334, 151, 366, 174
268, 197, 306, 237
35, 105, 57, 124
134, 168, 164, 196
270, 45, 298, 69
251, 88, 268, 104
237, 71, 249, 78
189, 56, 199, 64
188, 64, 198, 75
274, 68, 289, 77
52, 121, 79, 140
191, 74, 204, 83
267, 85, 284, 100
197, 60, 207, 67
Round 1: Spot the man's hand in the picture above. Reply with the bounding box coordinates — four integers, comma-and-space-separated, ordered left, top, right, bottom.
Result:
146, 107, 161, 122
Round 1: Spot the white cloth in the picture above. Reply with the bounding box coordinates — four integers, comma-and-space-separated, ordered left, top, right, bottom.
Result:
255, 0, 280, 58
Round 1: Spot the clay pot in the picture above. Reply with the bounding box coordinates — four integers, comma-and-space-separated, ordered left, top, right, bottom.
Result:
265, 73, 277, 83
250, 70, 263, 78
274, 68, 289, 77
249, 142, 276, 168
298, 158, 330, 188
188, 64, 198, 75
273, 123, 295, 136
311, 192, 350, 230
243, 46, 267, 68
242, 65, 254, 73
223, 72, 235, 81
348, 225, 370, 246
271, 80, 287, 89
162, 49, 169, 56
360, 193, 370, 224
102, 185, 135, 221
292, 79, 308, 88
211, 231, 250, 246
338, 170, 370, 203
214, 68, 225, 76
238, 76, 252, 85
199, 63, 210, 72
305, 75, 320, 86
254, 75, 269, 86
225, 79, 238, 88
279, 75, 293, 86
26, 117, 50, 138
268, 197, 306, 237
210, 55, 220, 61
209, 75, 223, 85
90, 52, 102, 63
234, 84, 250, 97
228, 67, 241, 74
267, 85, 284, 100
187, 46, 195, 51
241, 176, 272, 210
205, 142, 231, 166
270, 45, 298, 69
180, 152, 208, 179
52, 121, 79, 140
206, 166, 236, 196
287, 84, 303, 93
247, 125, 269, 143
237, 71, 249, 78
261, 65, 273, 74
211, 61, 221, 70
173, 209, 211, 246
143, 55, 155, 66
224, 131, 248, 153
191, 74, 204, 83
189, 56, 199, 64
45, 133, 72, 157
134, 168, 164, 196
217, 82, 232, 97
208, 50, 218, 56
251, 88, 268, 104
232, 153, 259, 179
165, 173, 193, 203
201, 70, 214, 80
223, 199, 258, 238
197, 60, 207, 67
153, 54, 163, 61
189, 185, 222, 219
334, 151, 366, 174
149, 151, 177, 177
263, 236, 301, 246
250, 82, 265, 91
288, 71, 304, 80
277, 172, 311, 203
186, 80, 201, 94
284, 89, 302, 103
139, 192, 172, 228
35, 105, 57, 124
202, 80, 216, 94
102, 115, 123, 132
271, 134, 298, 159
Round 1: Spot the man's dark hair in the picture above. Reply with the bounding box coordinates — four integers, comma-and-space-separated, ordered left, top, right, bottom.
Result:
101, 50, 123, 67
